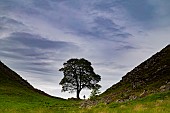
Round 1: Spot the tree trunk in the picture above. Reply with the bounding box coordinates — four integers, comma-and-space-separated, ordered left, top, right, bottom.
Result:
77, 90, 80, 99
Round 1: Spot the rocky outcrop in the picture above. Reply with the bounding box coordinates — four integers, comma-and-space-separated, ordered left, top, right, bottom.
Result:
121, 45, 170, 90
81, 45, 170, 106
160, 82, 170, 92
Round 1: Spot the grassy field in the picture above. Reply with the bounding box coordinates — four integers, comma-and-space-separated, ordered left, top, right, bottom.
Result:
0, 72, 170, 113
0, 84, 81, 113
0, 85, 169, 113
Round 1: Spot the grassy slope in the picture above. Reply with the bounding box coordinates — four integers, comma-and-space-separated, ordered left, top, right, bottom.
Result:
98, 44, 170, 103
0, 61, 81, 113
0, 91, 80, 113
1, 84, 169, 113
81, 91, 170, 113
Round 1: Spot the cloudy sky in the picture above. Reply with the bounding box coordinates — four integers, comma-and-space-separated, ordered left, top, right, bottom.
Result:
0, 0, 170, 99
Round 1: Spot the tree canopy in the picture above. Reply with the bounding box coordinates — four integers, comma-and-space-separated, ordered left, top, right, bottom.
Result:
59, 58, 101, 99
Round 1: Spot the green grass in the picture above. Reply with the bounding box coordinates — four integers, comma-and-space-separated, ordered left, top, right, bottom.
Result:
80, 91, 170, 113
1, 88, 169, 113
0, 85, 82, 113
0, 91, 81, 113
0, 72, 81, 113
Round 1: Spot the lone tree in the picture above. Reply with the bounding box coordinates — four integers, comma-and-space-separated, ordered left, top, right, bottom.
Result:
59, 58, 101, 99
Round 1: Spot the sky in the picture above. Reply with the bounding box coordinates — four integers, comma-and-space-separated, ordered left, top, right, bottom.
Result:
0, 0, 170, 99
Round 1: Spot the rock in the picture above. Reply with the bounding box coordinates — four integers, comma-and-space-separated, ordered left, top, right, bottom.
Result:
129, 95, 137, 100
160, 85, 166, 92
140, 90, 147, 97
160, 85, 166, 90
167, 82, 170, 85
116, 99, 124, 103
160, 84, 170, 92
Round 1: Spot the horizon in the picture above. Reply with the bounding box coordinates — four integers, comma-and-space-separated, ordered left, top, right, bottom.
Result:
0, 0, 170, 99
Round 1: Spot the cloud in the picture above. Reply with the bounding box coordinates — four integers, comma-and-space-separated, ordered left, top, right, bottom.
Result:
0, 32, 78, 52
7, 32, 76, 50
0, 16, 27, 38
0, 32, 79, 75
0, 16, 24, 26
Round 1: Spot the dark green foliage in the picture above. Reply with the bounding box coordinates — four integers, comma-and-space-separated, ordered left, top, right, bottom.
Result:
59, 58, 101, 99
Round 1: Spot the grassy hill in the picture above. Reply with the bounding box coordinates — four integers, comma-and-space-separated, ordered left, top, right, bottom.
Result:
81, 45, 170, 112
0, 44, 170, 113
99, 44, 170, 103
81, 91, 170, 113
0, 61, 81, 113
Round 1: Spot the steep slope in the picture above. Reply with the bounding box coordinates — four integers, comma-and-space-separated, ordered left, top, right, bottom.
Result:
0, 60, 54, 97
81, 44, 170, 107
0, 61, 33, 88
99, 44, 170, 103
